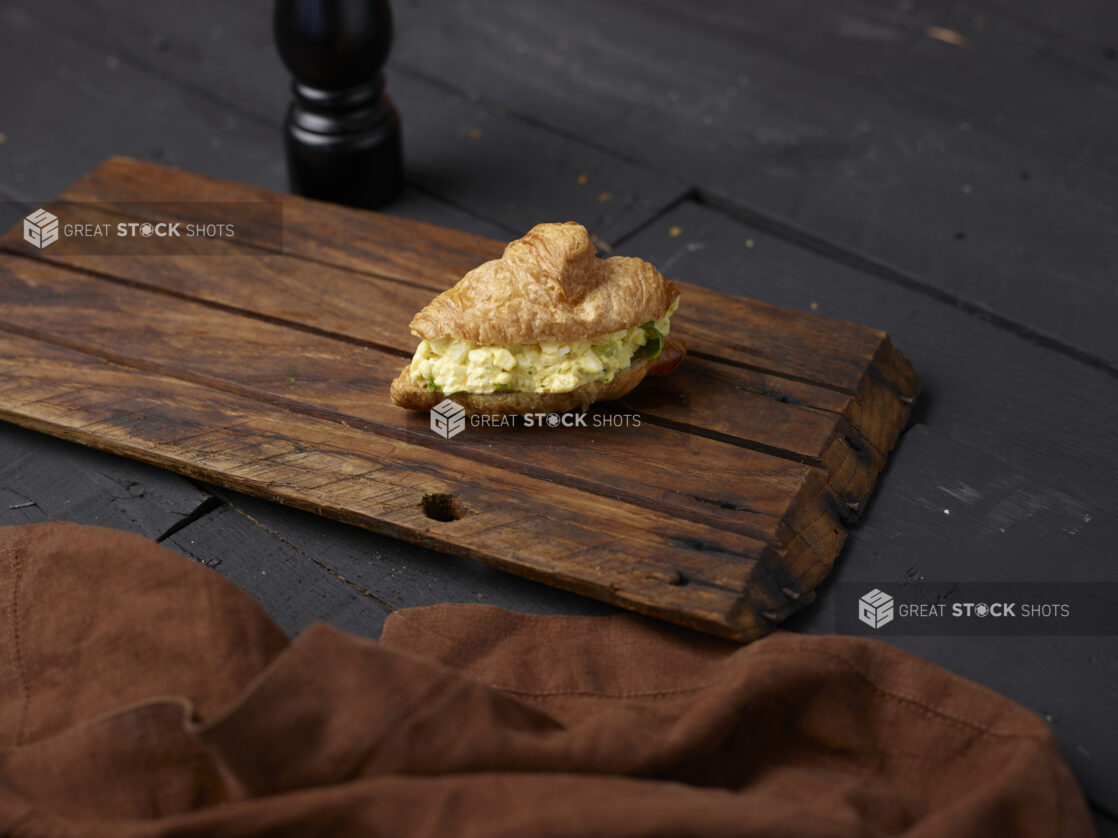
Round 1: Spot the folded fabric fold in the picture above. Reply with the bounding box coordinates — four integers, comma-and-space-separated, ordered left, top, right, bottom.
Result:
0, 522, 1094, 837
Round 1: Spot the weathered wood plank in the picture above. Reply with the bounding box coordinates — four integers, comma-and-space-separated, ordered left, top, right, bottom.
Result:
0, 254, 832, 548
0, 422, 211, 539
0, 156, 921, 640
40, 157, 919, 399
165, 503, 392, 639
5, 234, 898, 492
5, 158, 917, 519
201, 486, 620, 620
0, 248, 858, 610
0, 210, 893, 516
0, 327, 813, 639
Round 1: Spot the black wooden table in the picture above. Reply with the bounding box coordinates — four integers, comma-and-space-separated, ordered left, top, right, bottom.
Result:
2, 0, 1116, 830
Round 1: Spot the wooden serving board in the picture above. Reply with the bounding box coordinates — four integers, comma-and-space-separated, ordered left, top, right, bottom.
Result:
0, 157, 918, 641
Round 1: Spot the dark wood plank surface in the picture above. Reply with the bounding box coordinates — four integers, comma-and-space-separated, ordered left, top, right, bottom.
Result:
0, 1, 687, 246
0, 423, 212, 539
621, 201, 1118, 505
387, 0, 1118, 368
0, 0, 1115, 827
165, 502, 395, 639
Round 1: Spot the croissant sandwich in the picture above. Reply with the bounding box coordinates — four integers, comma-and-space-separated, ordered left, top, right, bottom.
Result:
390, 222, 685, 415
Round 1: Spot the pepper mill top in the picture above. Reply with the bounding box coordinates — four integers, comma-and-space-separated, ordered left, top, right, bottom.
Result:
274, 0, 403, 209
275, 0, 392, 89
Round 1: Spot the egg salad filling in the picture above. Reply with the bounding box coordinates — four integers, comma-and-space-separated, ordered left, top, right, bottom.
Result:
410, 297, 678, 395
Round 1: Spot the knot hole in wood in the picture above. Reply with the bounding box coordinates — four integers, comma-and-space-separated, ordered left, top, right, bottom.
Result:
421, 492, 467, 522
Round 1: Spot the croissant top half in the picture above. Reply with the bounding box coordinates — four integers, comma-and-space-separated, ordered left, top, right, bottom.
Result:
408, 222, 678, 345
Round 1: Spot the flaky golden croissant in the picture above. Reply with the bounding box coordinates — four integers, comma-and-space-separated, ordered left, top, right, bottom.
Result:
390, 222, 684, 415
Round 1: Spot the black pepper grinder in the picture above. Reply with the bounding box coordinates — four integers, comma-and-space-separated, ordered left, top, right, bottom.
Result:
274, 0, 403, 208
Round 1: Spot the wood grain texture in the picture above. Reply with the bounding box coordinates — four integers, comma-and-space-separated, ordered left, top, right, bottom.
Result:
0, 2, 512, 243
0, 328, 778, 638
383, 0, 1118, 367
0, 157, 916, 641
165, 503, 393, 639
200, 485, 621, 620
0, 422, 211, 539
15, 0, 1117, 368
45, 159, 917, 480
0, 0, 689, 247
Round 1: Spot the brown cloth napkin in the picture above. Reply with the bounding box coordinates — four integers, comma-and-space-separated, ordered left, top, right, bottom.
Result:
0, 521, 1094, 837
